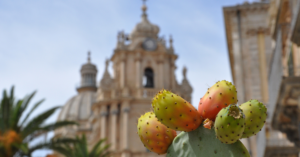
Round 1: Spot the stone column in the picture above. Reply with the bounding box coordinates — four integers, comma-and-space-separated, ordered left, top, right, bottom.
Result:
232, 16, 245, 103
257, 30, 269, 104
170, 58, 176, 90
157, 56, 164, 89
100, 105, 108, 140
135, 53, 142, 88
120, 54, 126, 88
121, 100, 130, 156
249, 136, 257, 157
110, 103, 118, 151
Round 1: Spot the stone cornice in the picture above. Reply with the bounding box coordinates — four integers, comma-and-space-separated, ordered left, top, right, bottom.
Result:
76, 86, 97, 93
111, 48, 178, 62
223, 2, 269, 14
246, 27, 270, 36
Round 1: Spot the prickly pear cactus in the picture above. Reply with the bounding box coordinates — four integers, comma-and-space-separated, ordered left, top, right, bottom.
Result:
136, 79, 267, 156
166, 125, 250, 157
198, 80, 237, 121
214, 105, 245, 144
137, 112, 177, 154
152, 89, 202, 132
240, 99, 267, 138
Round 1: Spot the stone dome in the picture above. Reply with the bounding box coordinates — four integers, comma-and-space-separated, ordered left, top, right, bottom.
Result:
130, 5, 160, 39
78, 52, 98, 89
57, 90, 96, 122
81, 63, 97, 74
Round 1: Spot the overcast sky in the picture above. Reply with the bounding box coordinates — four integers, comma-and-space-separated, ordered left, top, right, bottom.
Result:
0, 0, 257, 156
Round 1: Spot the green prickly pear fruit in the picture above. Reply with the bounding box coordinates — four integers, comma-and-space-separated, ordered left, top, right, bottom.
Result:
214, 104, 245, 144
239, 99, 267, 138
137, 112, 177, 155
152, 89, 203, 132
198, 80, 238, 121
166, 124, 250, 157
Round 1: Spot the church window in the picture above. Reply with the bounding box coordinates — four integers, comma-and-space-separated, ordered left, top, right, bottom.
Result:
143, 68, 154, 88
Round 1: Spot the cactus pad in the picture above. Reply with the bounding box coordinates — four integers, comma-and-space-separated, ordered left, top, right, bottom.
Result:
166, 125, 250, 157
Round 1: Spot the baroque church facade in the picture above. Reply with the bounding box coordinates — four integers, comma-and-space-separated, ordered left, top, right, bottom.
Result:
54, 3, 192, 157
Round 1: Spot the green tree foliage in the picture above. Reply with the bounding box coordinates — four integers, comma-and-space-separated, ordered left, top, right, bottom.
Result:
56, 134, 110, 157
0, 86, 77, 157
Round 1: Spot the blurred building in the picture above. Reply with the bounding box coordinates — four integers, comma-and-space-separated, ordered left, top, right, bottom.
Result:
53, 3, 192, 157
224, 0, 300, 156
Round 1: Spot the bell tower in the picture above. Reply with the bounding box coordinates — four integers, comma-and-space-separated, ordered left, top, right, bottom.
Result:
110, 2, 181, 96
93, 2, 193, 157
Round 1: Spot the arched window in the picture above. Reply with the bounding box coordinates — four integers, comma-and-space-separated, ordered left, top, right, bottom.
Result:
143, 68, 154, 88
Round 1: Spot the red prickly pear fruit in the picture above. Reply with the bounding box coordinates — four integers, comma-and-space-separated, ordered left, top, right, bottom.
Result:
198, 80, 237, 121
152, 89, 203, 132
239, 100, 267, 138
214, 104, 245, 144
137, 112, 177, 155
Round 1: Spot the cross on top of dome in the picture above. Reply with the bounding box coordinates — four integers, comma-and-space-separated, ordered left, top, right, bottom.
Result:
130, 0, 160, 40
87, 51, 91, 63
142, 0, 147, 12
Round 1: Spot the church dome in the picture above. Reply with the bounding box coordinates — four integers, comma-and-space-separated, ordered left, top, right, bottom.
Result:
80, 52, 97, 75
78, 52, 98, 89
57, 52, 98, 123
131, 5, 160, 39
81, 63, 97, 74
57, 91, 96, 122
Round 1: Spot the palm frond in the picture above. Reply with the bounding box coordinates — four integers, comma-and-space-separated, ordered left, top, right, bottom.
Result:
0, 87, 81, 156
23, 121, 77, 143
94, 143, 110, 157
89, 138, 106, 157
20, 98, 45, 128
21, 106, 60, 138
27, 138, 78, 156
1, 88, 10, 131
10, 100, 24, 131
40, 121, 78, 131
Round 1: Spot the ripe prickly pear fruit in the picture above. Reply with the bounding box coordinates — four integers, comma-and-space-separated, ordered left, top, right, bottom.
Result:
152, 89, 203, 132
214, 104, 245, 144
198, 80, 237, 121
239, 99, 267, 138
137, 112, 177, 155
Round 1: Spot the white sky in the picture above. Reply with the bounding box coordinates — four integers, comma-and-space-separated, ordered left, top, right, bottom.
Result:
0, 0, 257, 156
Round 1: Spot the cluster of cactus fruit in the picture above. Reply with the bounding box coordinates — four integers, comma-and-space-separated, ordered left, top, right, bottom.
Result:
137, 80, 267, 156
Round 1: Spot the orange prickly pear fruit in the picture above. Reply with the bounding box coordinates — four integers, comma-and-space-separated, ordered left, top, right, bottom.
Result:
198, 80, 237, 121
137, 112, 177, 155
